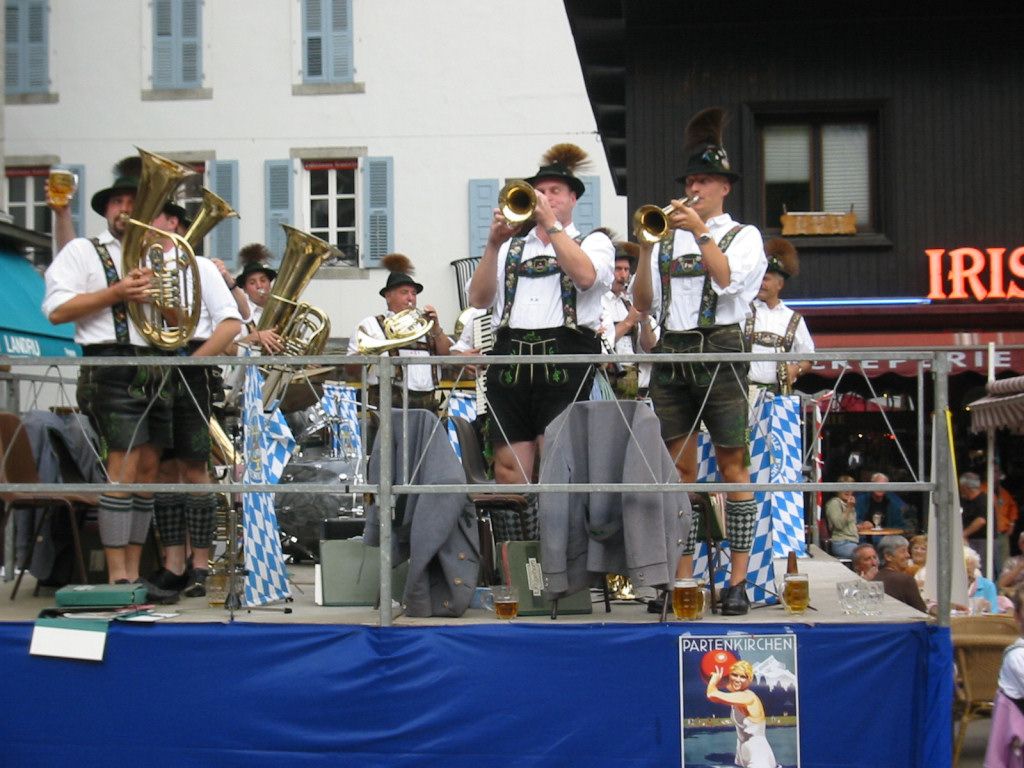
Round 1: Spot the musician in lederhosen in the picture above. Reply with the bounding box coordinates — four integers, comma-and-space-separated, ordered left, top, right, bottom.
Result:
745, 237, 814, 397
467, 144, 613, 484
632, 108, 767, 615
600, 241, 657, 400
146, 201, 242, 601
345, 254, 450, 413
42, 156, 173, 585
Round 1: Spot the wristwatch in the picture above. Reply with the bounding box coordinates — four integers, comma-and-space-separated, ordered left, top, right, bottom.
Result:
696, 232, 712, 246
546, 222, 564, 235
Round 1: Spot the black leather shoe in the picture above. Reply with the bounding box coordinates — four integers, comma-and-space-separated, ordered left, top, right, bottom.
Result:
647, 593, 666, 614
720, 584, 750, 616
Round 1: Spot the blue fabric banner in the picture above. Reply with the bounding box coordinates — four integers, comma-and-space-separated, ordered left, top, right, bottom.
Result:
0, 620, 950, 767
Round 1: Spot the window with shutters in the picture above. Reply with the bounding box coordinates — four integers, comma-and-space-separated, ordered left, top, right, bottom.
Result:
152, 0, 202, 91
6, 166, 51, 234
5, 0, 50, 97
301, 0, 353, 84
304, 159, 358, 265
758, 111, 879, 235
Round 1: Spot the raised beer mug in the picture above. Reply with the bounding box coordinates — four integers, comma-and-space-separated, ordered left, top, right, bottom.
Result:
482, 585, 519, 620
47, 166, 78, 208
672, 578, 709, 621
779, 572, 810, 615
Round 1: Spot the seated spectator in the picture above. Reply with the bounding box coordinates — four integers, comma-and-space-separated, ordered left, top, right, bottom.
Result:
824, 475, 873, 558
958, 546, 1001, 614
1000, 532, 1024, 595
872, 535, 927, 612
851, 543, 879, 580
907, 534, 927, 593
855, 472, 910, 529
987, 586, 1024, 768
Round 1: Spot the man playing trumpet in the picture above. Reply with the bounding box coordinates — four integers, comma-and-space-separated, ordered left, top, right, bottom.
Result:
632, 108, 766, 615
467, 144, 613, 484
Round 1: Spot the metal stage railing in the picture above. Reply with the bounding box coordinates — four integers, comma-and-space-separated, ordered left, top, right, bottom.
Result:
0, 348, 955, 627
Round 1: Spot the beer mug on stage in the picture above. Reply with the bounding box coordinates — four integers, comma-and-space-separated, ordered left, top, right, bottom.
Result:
672, 578, 708, 621
47, 166, 78, 208
779, 572, 810, 615
482, 585, 519, 620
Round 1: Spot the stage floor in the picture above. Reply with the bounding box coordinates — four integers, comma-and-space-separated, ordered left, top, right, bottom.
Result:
0, 545, 930, 626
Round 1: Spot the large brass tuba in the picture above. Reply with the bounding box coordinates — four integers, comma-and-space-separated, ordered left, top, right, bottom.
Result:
355, 308, 434, 354
632, 195, 700, 244
121, 148, 202, 350
184, 187, 239, 251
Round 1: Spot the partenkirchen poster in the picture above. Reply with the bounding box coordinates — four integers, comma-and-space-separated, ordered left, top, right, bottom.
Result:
678, 633, 800, 768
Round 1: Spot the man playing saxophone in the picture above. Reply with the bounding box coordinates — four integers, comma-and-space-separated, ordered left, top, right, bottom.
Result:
42, 156, 171, 586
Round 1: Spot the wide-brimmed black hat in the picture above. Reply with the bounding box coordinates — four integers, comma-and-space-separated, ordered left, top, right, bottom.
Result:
614, 240, 639, 274
379, 271, 423, 296
676, 107, 741, 183
524, 143, 589, 198
235, 243, 277, 285
236, 261, 277, 286
379, 253, 423, 296
162, 200, 193, 228
90, 156, 141, 216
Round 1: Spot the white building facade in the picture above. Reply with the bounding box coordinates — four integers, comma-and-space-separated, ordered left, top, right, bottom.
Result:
4, 0, 625, 340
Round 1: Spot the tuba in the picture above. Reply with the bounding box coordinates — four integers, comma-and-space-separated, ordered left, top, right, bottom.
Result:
121, 148, 203, 350
632, 195, 700, 244
355, 308, 434, 354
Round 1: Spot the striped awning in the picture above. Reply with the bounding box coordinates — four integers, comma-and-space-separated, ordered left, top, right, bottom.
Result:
969, 376, 1024, 432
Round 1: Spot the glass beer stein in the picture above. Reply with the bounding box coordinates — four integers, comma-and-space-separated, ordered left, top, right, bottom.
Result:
47, 166, 78, 208
672, 578, 709, 621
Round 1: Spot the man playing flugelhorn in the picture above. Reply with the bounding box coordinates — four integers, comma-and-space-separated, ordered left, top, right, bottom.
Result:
632, 108, 767, 616
467, 143, 613, 485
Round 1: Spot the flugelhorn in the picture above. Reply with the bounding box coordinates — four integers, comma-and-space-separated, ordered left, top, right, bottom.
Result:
121, 148, 201, 350
356, 308, 435, 354
498, 179, 537, 225
632, 195, 700, 244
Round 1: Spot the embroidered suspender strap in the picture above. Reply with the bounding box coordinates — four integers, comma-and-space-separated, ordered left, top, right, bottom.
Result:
378, 315, 437, 385
657, 225, 744, 328
782, 310, 803, 353
499, 233, 586, 330
743, 303, 757, 347
92, 238, 130, 345
697, 224, 744, 328
622, 296, 640, 352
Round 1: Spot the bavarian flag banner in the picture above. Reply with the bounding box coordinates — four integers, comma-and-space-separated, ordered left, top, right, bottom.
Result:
242, 355, 295, 606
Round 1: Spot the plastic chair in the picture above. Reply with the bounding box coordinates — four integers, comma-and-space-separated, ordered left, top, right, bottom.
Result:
0, 412, 95, 597
950, 615, 1019, 766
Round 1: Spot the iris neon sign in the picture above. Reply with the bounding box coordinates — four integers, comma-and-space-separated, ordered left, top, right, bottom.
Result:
926, 247, 1024, 300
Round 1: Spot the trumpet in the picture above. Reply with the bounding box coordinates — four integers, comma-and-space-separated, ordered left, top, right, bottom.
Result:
497, 179, 537, 225
632, 195, 700, 244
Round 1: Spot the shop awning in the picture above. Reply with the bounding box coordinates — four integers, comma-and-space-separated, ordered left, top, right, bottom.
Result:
968, 376, 1024, 432
0, 250, 79, 357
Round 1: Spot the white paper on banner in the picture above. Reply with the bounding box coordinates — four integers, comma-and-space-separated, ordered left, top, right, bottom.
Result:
30, 618, 108, 662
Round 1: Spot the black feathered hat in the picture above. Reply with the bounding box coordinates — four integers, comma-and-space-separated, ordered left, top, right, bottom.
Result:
235, 243, 277, 285
613, 240, 640, 274
677, 107, 741, 182
379, 253, 423, 296
90, 156, 141, 215
764, 237, 799, 279
525, 143, 590, 198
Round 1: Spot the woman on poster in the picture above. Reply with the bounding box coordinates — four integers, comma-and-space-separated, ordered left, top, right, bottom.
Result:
706, 661, 780, 768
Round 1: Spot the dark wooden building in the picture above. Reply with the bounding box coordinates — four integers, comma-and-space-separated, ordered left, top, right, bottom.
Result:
564, 0, 1024, 346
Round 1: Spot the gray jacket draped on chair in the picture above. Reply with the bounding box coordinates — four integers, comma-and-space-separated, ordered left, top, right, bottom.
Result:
538, 400, 690, 598
365, 409, 479, 617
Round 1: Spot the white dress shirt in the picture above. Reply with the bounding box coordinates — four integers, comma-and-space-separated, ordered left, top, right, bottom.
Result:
191, 256, 243, 340
346, 311, 436, 391
42, 231, 150, 346
487, 224, 614, 332
748, 298, 815, 385
647, 214, 766, 331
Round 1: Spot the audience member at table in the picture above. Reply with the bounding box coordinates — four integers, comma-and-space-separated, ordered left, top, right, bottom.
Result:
855, 472, 910, 530
907, 534, 927, 593
851, 543, 879, 580
824, 475, 873, 558
984, 586, 1024, 767
957, 546, 1002, 614
872, 535, 927, 612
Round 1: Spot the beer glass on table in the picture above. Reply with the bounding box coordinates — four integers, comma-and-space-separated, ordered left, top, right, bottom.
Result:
483, 585, 519, 620
672, 578, 708, 621
780, 573, 810, 615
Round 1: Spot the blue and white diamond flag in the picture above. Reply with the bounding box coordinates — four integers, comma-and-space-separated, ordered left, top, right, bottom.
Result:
242, 356, 294, 606
446, 391, 478, 460
322, 383, 363, 460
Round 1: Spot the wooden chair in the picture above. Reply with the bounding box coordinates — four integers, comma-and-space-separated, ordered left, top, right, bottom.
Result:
0, 412, 96, 598
950, 614, 1020, 766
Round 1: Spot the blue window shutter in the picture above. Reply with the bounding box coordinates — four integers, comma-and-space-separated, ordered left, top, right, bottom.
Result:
572, 175, 601, 235
5, 5, 20, 92
179, 0, 201, 88
208, 160, 240, 266
362, 156, 393, 268
468, 179, 498, 258
25, 1, 47, 92
67, 163, 86, 238
302, 0, 325, 81
152, 0, 175, 89
329, 0, 353, 82
264, 159, 293, 263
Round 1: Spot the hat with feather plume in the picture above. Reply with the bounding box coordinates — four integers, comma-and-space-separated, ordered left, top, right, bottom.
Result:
525, 143, 590, 198
90, 155, 142, 215
677, 107, 740, 182
379, 253, 423, 296
235, 243, 278, 285
764, 237, 799, 279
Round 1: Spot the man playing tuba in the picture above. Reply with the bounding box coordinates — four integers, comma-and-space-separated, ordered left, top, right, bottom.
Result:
345, 254, 451, 413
